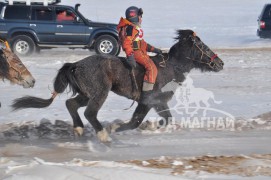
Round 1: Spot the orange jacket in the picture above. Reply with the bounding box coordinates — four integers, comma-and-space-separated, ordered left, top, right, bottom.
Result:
117, 17, 155, 56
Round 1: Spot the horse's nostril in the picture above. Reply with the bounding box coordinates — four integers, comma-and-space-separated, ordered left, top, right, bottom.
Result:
32, 79, 35, 84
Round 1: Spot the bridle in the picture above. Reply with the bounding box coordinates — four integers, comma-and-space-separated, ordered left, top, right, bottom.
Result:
158, 35, 219, 70
185, 35, 218, 69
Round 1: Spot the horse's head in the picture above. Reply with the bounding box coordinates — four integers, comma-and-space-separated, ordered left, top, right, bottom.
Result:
170, 29, 224, 72
0, 49, 35, 88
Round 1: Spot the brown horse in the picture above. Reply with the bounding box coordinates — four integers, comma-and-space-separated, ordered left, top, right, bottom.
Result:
12, 30, 224, 142
0, 43, 35, 107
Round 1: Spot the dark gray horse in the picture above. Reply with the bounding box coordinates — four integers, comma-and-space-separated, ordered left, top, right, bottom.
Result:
12, 30, 224, 142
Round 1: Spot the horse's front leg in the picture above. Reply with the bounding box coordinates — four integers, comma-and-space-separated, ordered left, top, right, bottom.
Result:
113, 103, 151, 132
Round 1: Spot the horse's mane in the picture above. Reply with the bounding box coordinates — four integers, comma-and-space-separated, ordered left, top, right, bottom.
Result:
0, 49, 9, 79
174, 29, 194, 41
168, 29, 195, 58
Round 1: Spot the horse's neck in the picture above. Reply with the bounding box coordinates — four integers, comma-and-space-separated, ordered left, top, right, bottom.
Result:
168, 43, 196, 80
156, 52, 193, 92
159, 65, 174, 82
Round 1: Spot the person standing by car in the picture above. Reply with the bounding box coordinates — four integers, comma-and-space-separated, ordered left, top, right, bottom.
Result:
117, 6, 162, 104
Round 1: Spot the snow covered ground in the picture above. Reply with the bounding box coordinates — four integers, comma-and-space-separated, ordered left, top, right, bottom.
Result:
0, 0, 271, 179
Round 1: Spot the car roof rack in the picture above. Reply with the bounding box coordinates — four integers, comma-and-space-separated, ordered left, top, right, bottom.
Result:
6, 0, 61, 6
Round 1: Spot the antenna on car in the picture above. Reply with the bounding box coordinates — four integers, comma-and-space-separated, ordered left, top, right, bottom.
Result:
75, 3, 81, 11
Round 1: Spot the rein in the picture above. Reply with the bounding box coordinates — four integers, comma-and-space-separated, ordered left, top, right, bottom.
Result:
159, 54, 168, 68
124, 69, 139, 110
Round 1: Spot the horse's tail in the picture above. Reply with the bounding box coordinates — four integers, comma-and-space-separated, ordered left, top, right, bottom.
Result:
53, 62, 79, 96
12, 63, 80, 111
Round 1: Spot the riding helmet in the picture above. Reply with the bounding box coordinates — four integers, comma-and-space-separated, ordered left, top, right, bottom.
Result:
125, 6, 143, 23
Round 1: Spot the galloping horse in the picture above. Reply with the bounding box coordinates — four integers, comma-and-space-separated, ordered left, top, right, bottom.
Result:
0, 41, 35, 107
12, 30, 224, 142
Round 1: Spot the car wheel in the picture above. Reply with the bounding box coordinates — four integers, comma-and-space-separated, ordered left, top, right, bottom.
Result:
11, 35, 36, 56
94, 35, 120, 56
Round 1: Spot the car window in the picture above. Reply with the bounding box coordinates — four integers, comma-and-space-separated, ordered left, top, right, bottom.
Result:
262, 5, 271, 18
5, 6, 30, 20
0, 4, 5, 19
0, 4, 4, 14
56, 7, 77, 23
31, 7, 54, 21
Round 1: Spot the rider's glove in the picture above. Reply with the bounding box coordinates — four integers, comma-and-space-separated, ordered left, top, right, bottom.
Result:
127, 54, 137, 68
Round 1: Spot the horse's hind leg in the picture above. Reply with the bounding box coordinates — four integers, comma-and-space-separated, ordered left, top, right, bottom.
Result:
84, 93, 110, 142
66, 94, 89, 136
114, 104, 151, 132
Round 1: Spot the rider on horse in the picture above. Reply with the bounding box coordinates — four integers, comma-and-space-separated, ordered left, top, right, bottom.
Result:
117, 6, 162, 104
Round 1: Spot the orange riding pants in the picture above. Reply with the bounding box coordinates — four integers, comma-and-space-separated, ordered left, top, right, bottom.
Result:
134, 50, 157, 84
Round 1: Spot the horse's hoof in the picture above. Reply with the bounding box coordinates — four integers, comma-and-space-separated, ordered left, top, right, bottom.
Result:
74, 127, 84, 136
110, 123, 120, 133
97, 129, 112, 142
139, 120, 158, 131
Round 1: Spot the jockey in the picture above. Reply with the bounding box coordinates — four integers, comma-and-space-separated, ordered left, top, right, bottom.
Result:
117, 6, 162, 104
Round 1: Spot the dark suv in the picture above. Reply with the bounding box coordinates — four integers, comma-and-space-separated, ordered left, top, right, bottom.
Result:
0, 1, 120, 56
257, 4, 271, 38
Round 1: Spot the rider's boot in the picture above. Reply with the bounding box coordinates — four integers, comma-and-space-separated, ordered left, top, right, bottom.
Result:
139, 82, 174, 105
139, 82, 154, 105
